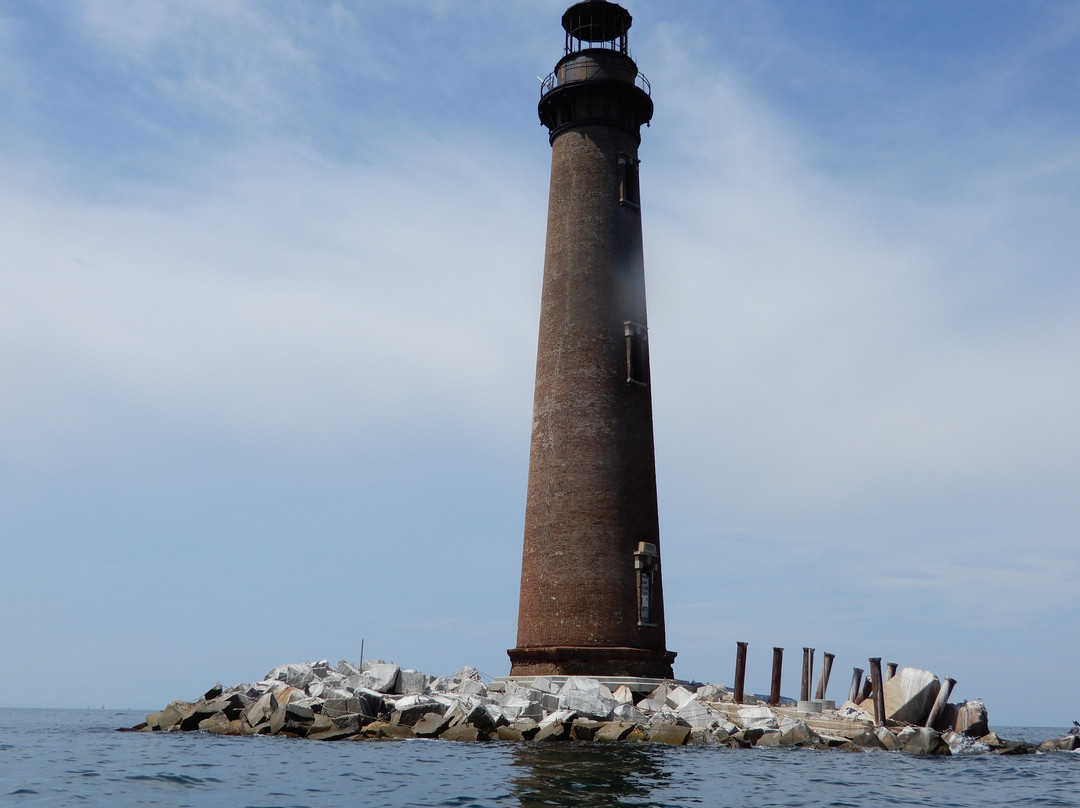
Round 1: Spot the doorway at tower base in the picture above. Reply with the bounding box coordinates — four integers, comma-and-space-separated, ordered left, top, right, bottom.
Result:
507, 645, 676, 679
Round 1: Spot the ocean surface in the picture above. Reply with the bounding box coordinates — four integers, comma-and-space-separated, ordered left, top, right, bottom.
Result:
0, 709, 1076, 807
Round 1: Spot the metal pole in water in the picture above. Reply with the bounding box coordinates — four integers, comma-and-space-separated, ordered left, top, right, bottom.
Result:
815, 652, 835, 700
801, 648, 814, 702
868, 657, 885, 725
849, 667, 864, 704
770, 647, 784, 707
734, 641, 748, 704
925, 677, 957, 729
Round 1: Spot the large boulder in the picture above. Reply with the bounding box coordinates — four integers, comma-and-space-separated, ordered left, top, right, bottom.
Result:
664, 686, 697, 711
397, 674, 429, 695
594, 722, 640, 742
675, 700, 724, 729
645, 723, 691, 746
356, 662, 401, 694
737, 705, 779, 730
897, 726, 950, 755
953, 699, 989, 737
265, 663, 316, 692
1037, 735, 1080, 752
558, 690, 615, 720
877, 667, 941, 725
389, 696, 446, 727
146, 700, 191, 731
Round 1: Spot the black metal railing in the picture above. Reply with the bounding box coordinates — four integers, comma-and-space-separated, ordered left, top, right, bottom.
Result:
540, 68, 650, 98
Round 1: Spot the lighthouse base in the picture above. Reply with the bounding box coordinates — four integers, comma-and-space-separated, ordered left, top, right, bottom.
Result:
507, 646, 676, 679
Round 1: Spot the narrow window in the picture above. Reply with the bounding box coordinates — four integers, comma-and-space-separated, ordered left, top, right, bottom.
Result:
634, 542, 659, 626
619, 155, 640, 209
625, 321, 649, 386
639, 570, 652, 625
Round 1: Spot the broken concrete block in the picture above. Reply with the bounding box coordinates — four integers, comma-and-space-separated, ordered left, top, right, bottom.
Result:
636, 698, 665, 714
197, 712, 229, 732
428, 676, 454, 693
510, 718, 540, 740
612, 685, 635, 705
880, 667, 940, 725
323, 695, 377, 719
558, 677, 615, 699
491, 695, 543, 721
755, 729, 784, 746
1037, 735, 1080, 752
359, 721, 415, 740
242, 692, 276, 729
850, 730, 887, 750
537, 708, 574, 727
456, 678, 487, 698
526, 676, 556, 694
646, 724, 691, 746
612, 702, 647, 723
146, 701, 191, 731
504, 682, 545, 702
737, 705, 778, 730
594, 722, 639, 742
357, 662, 401, 694
696, 684, 727, 702
570, 719, 606, 741
664, 686, 697, 711
282, 702, 316, 734
776, 717, 815, 746
336, 660, 362, 678
266, 663, 316, 692
179, 698, 229, 731
308, 716, 363, 741
674, 700, 719, 729
496, 726, 525, 741
395, 669, 428, 695
953, 699, 989, 737
390, 696, 446, 727
874, 726, 901, 750
837, 700, 876, 723
897, 726, 950, 755
453, 665, 482, 683
208, 719, 248, 736
558, 689, 615, 720
533, 722, 568, 742
412, 712, 453, 738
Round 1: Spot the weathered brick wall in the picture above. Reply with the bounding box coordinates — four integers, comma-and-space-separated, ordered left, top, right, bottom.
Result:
511, 120, 673, 678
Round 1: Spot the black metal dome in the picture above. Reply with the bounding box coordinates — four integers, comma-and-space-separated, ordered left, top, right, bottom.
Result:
561, 1, 632, 45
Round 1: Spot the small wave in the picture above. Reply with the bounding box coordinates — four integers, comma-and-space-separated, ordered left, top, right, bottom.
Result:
8, 789, 39, 795
124, 772, 208, 786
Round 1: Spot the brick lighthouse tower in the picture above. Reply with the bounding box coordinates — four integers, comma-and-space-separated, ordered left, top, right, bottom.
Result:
508, 1, 675, 680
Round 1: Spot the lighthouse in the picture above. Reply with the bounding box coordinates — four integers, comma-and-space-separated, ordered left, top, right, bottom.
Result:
508, 1, 675, 681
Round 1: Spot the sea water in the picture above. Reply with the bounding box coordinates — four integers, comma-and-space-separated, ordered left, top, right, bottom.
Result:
0, 709, 1076, 807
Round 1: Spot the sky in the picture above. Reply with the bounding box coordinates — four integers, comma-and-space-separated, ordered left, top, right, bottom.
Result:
1, 1, 1077, 728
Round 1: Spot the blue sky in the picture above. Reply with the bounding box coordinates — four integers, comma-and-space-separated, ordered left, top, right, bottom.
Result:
1, 1, 1077, 728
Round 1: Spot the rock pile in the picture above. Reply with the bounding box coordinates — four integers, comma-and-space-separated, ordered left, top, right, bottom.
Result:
127, 660, 1071, 755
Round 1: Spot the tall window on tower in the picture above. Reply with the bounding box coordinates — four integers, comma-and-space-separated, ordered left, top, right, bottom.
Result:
634, 542, 659, 626
625, 322, 649, 386
618, 154, 640, 209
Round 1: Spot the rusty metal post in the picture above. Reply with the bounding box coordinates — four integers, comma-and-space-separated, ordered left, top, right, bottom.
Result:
885, 662, 897, 681
815, 652, 835, 700
733, 641, 748, 704
925, 677, 957, 729
800, 647, 814, 702
848, 667, 864, 704
868, 657, 885, 725
769, 647, 783, 707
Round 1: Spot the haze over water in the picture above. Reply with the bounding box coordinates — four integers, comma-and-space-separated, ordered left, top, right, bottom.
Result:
2, 710, 1076, 807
